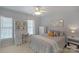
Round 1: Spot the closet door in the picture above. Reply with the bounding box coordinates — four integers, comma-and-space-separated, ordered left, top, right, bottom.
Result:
39, 26, 46, 35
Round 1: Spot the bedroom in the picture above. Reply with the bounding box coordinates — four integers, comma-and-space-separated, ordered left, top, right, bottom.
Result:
0, 6, 79, 53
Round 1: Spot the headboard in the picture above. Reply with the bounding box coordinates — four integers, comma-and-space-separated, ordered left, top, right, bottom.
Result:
47, 26, 65, 36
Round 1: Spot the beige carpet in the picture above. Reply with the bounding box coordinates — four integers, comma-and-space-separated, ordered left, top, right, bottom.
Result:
0, 43, 79, 53
0, 43, 33, 53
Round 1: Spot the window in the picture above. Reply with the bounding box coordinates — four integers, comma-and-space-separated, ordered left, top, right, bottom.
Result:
27, 20, 35, 35
0, 16, 13, 39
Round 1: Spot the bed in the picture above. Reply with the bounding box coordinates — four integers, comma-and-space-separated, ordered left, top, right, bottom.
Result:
30, 34, 66, 53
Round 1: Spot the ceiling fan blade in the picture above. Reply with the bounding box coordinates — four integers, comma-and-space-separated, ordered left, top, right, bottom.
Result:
40, 10, 47, 12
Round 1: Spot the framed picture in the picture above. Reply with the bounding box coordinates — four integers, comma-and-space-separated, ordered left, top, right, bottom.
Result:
15, 21, 25, 30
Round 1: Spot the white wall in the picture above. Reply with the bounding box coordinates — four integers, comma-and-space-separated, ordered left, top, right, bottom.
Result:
0, 7, 40, 47
40, 7, 79, 36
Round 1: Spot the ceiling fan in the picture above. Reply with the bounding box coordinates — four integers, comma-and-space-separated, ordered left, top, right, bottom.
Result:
34, 6, 47, 15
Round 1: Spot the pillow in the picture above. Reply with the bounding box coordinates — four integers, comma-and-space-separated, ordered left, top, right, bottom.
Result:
48, 30, 64, 37
48, 32, 54, 37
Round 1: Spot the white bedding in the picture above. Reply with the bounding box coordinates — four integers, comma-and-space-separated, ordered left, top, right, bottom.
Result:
30, 35, 65, 53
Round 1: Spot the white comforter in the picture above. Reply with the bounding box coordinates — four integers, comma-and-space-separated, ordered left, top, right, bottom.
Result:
30, 35, 65, 53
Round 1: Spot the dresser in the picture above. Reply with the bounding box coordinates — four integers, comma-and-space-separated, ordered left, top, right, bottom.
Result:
67, 36, 79, 48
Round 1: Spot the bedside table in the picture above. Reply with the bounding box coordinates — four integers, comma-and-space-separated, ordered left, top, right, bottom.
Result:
67, 36, 79, 49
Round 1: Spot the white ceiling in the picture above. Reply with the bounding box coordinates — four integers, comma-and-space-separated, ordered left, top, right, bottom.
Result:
2, 6, 79, 17
1, 6, 35, 15
1, 6, 48, 16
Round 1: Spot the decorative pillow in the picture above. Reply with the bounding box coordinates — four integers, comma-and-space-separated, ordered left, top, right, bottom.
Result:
48, 32, 54, 37
53, 32, 57, 36
48, 30, 64, 37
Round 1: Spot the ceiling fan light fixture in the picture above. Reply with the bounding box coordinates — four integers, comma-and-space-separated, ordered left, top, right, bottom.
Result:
34, 6, 47, 15
34, 11, 42, 15
59, 19, 64, 23
35, 7, 39, 11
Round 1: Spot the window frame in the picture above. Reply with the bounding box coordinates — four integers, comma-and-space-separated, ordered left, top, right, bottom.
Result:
0, 16, 13, 39
27, 20, 35, 35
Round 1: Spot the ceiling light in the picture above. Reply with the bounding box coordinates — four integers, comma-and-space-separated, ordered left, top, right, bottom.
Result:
59, 19, 64, 23
34, 7, 42, 15
35, 11, 42, 15
71, 30, 75, 33
34, 6, 47, 15
35, 7, 39, 11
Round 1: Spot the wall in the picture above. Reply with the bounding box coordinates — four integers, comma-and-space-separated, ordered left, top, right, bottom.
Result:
0, 7, 40, 47
40, 7, 79, 37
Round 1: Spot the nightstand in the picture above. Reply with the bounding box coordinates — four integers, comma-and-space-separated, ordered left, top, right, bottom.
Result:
22, 33, 29, 44
67, 36, 79, 49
